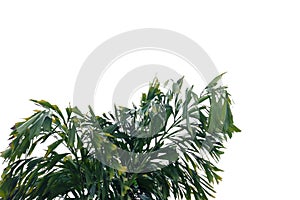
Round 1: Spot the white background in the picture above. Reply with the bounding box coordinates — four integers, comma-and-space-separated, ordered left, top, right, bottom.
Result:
1, 1, 300, 199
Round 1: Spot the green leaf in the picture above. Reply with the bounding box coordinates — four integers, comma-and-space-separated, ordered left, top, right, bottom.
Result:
68, 124, 76, 147
43, 116, 52, 132
72, 106, 84, 117
45, 139, 63, 157
16, 112, 43, 134
0, 149, 12, 159
206, 72, 226, 89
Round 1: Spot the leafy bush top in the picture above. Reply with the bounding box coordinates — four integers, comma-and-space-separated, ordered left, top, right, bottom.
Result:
0, 75, 240, 200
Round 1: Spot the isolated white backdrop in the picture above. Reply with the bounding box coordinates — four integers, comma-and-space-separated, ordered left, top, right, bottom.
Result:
1, 1, 300, 199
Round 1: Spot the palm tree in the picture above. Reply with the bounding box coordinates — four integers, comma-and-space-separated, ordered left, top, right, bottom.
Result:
0, 75, 240, 200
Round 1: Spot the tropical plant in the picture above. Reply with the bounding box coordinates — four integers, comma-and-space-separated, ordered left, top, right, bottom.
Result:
0, 74, 240, 200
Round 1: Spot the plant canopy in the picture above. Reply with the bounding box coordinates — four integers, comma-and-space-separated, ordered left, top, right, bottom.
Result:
0, 74, 240, 200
